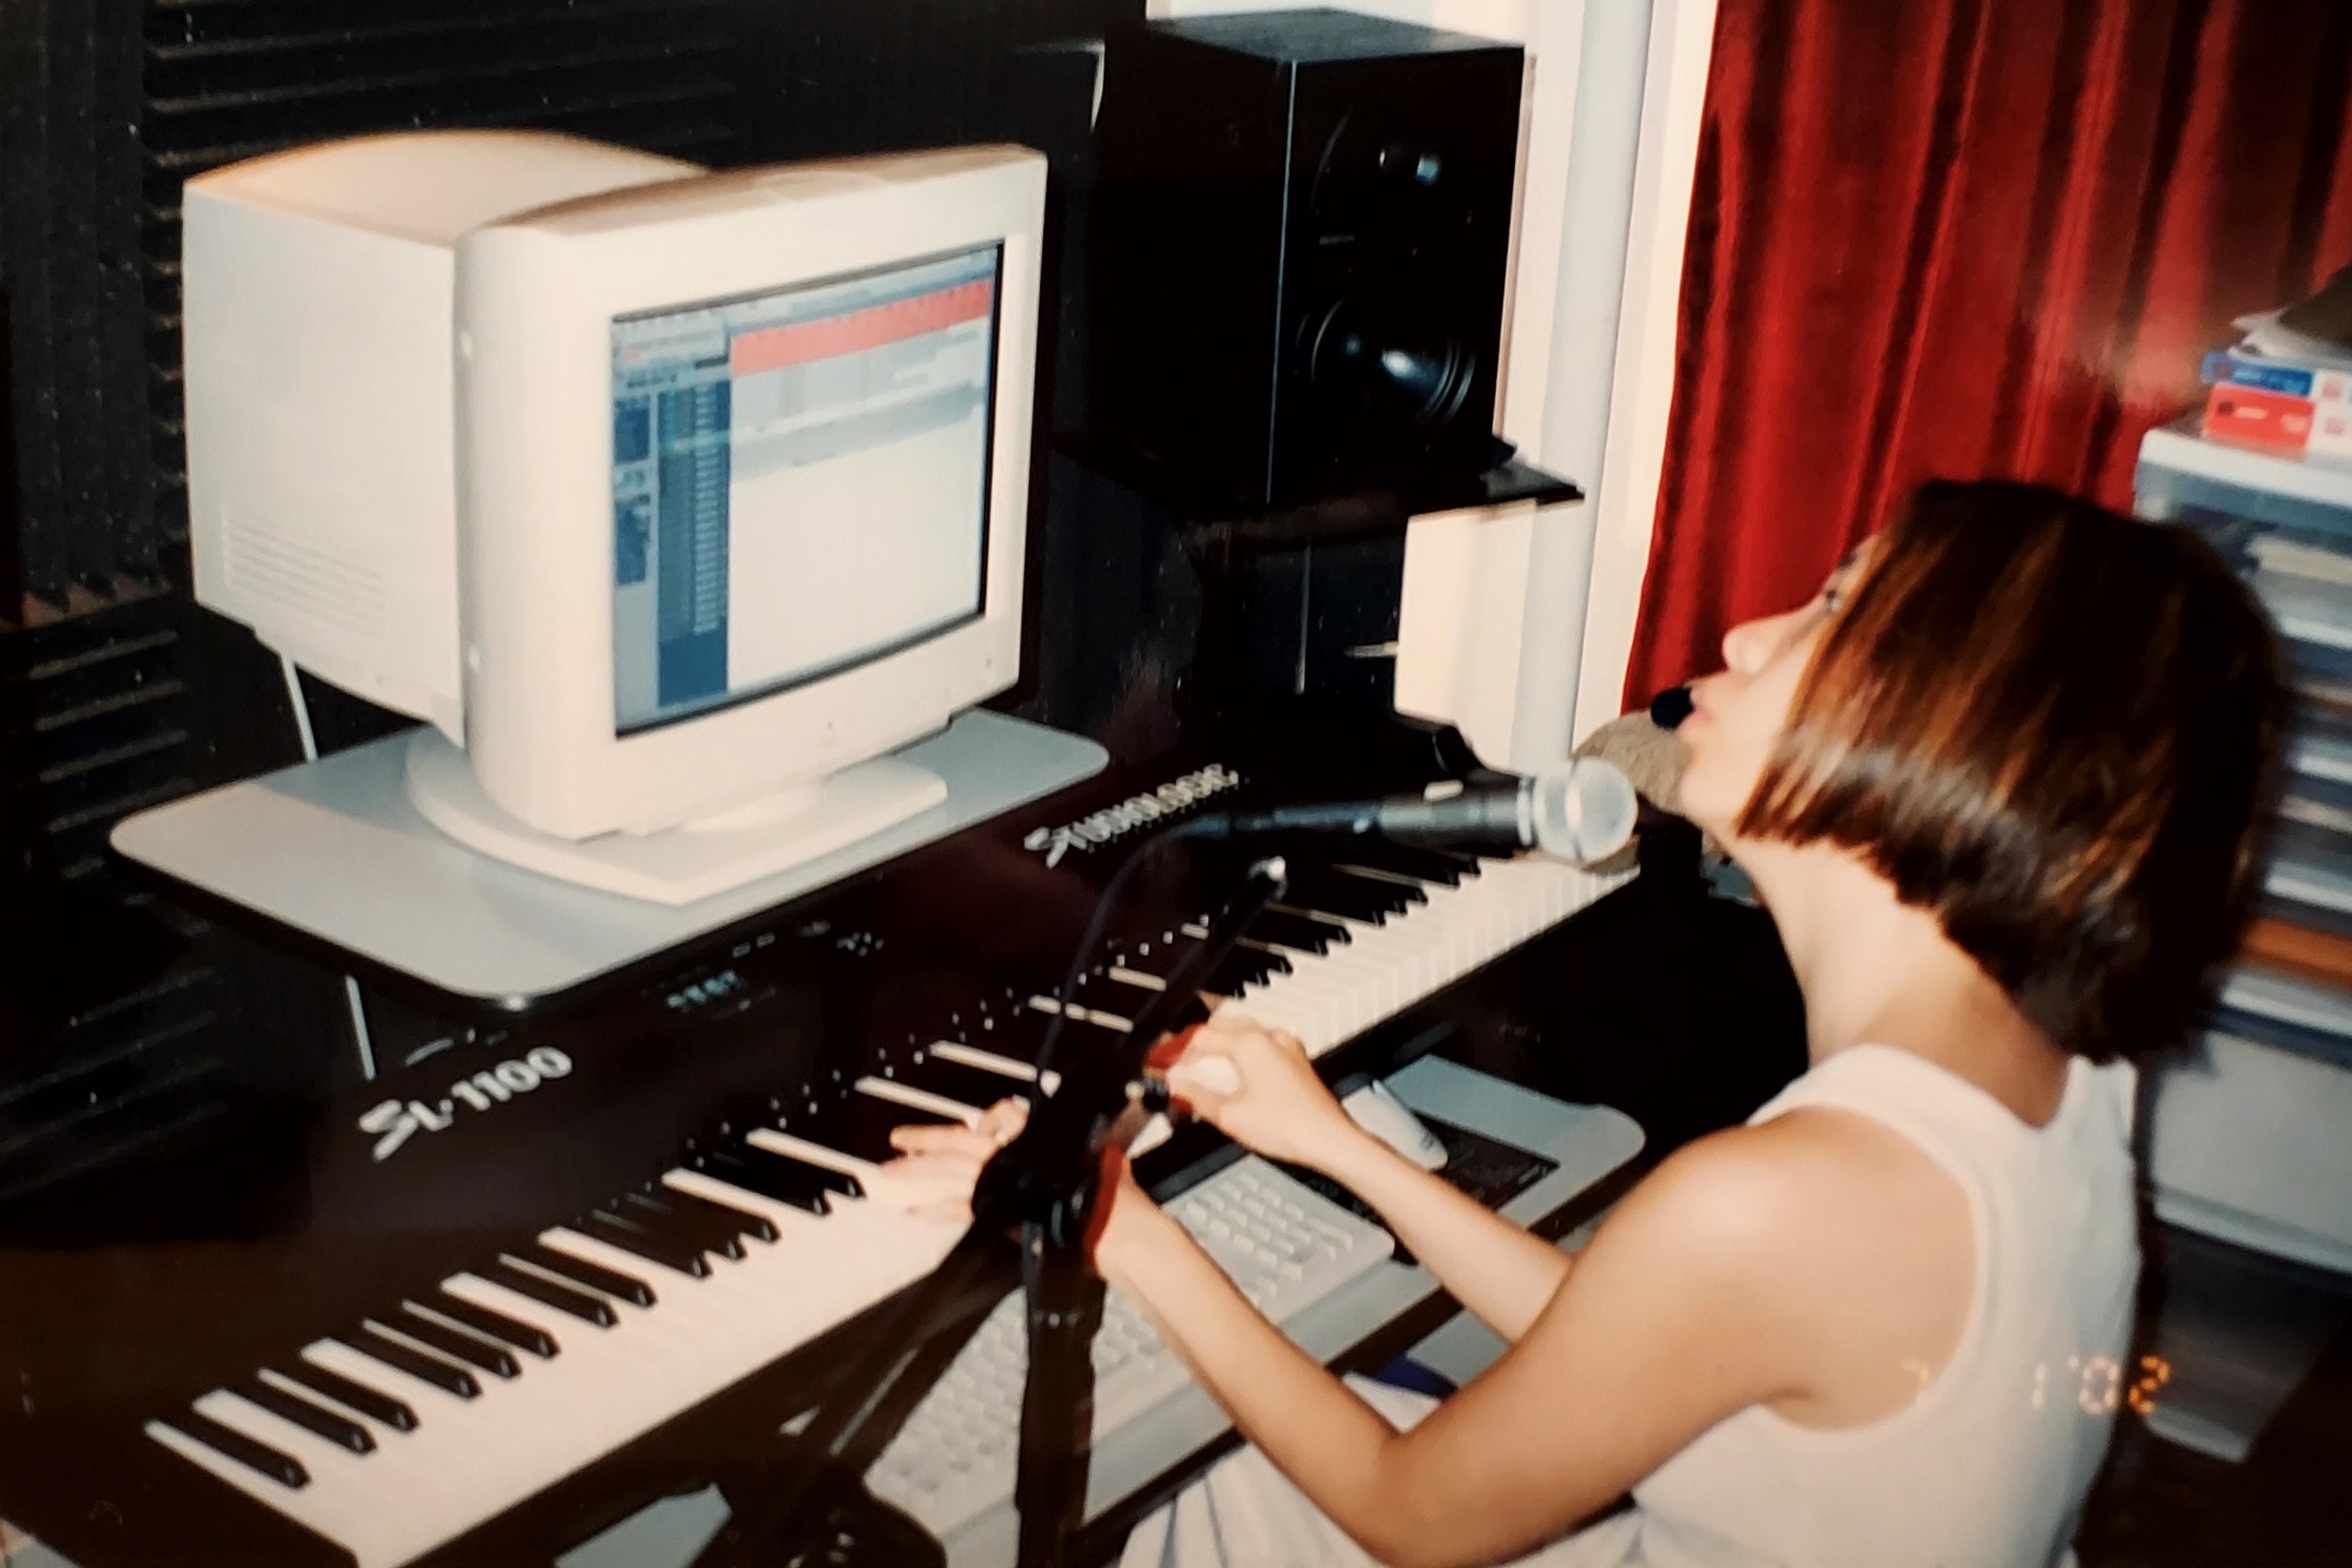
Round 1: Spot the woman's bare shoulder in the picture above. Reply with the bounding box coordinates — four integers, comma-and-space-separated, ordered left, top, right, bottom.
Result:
1627, 1103, 1962, 1219
1605, 1113, 1899, 1234
1585, 1107, 1972, 1422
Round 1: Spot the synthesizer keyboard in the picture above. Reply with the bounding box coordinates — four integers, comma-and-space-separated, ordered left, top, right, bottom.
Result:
144, 1191, 961, 1568
1, 720, 1647, 1568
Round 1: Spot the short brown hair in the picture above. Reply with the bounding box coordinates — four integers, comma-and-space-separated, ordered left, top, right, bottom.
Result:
1738, 480, 2285, 1064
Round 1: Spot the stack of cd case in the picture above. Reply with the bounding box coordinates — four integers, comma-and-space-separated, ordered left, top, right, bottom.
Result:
2128, 423, 2352, 1464
2133, 422, 2352, 1279
2140, 423, 2352, 941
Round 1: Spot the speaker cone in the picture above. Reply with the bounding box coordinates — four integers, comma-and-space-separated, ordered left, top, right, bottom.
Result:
1306, 300, 1478, 431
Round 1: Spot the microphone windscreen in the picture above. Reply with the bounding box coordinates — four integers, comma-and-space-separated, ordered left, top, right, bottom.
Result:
1572, 710, 1688, 817
1526, 757, 1638, 864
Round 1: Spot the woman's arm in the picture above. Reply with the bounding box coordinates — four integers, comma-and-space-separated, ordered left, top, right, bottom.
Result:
1318, 1129, 1573, 1343
1169, 1016, 1574, 1341
882, 1088, 1950, 1568
1097, 1122, 1831, 1568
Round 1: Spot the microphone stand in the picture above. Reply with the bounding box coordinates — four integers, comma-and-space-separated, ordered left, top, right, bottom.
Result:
692, 854, 1291, 1568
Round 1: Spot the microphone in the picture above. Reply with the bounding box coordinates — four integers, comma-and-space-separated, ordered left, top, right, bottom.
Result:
1195, 756, 1639, 864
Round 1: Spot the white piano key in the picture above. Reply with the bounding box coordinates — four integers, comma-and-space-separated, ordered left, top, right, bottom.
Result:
856, 1075, 987, 1124
742, 1126, 971, 1213
442, 1272, 619, 1343
196, 1389, 373, 1481
660, 1167, 830, 1236
254, 1365, 402, 1436
927, 1038, 1062, 1095
149, 1180, 960, 1568
302, 1339, 482, 1419
539, 1224, 712, 1286
400, 1298, 545, 1356
1226, 854, 1629, 1056
360, 1317, 503, 1379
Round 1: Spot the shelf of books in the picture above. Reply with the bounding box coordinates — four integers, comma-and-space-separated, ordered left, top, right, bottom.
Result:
2135, 422, 2352, 1281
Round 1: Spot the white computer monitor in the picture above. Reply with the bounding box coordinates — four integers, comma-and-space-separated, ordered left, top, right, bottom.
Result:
185, 132, 702, 740
185, 133, 1047, 904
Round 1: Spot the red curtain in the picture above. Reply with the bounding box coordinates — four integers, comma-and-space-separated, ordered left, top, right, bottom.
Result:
1621, 0, 2352, 710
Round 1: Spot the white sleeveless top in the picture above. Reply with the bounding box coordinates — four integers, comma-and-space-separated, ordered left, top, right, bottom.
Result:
1121, 1045, 2140, 1568
1617, 1045, 2140, 1568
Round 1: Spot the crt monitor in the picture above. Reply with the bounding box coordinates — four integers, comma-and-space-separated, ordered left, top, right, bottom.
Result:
183, 135, 1047, 904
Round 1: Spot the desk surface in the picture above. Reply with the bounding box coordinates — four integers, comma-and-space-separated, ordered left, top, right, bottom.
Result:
110, 709, 1106, 1009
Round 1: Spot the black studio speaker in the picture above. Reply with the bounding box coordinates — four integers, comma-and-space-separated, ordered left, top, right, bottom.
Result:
1091, 9, 1524, 508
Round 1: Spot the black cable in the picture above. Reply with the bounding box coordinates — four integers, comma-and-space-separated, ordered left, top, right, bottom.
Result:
1031, 816, 1226, 1080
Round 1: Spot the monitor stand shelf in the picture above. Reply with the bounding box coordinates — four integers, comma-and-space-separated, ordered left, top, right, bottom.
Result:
405, 731, 956, 908
112, 709, 1105, 1011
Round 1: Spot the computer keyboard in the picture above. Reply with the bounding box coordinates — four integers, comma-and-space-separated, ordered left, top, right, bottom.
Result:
864, 1157, 1395, 1539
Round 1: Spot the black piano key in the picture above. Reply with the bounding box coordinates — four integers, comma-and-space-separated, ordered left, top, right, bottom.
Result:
1333, 860, 1432, 905
487, 1260, 621, 1327
795, 1091, 956, 1168
964, 1004, 1054, 1063
1329, 840, 1479, 885
273, 1361, 419, 1432
651, 1184, 779, 1245
1050, 989, 1138, 1031
518, 1241, 661, 1305
160, 1409, 309, 1489
236, 1379, 375, 1455
698, 1148, 833, 1214
1164, 993, 1214, 1031
1073, 969, 1174, 1020
1267, 876, 1384, 924
1005, 1002, 1130, 1072
581, 1209, 714, 1278
1097, 939, 1198, 983
1271, 891, 1384, 927
336, 1328, 480, 1400
1097, 973, 1166, 1005
1284, 866, 1425, 922
1060, 973, 1208, 1031
1248, 909, 1352, 956
426, 1292, 558, 1358
1033, 995, 1135, 1033
1204, 943, 1291, 996
755, 1143, 865, 1200
617, 1192, 748, 1260
894, 1052, 1034, 1111
389, 1311, 522, 1379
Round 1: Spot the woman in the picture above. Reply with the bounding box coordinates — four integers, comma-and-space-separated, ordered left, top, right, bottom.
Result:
889, 480, 2282, 1567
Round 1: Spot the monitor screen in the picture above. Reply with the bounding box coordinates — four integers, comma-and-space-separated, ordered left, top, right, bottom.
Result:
608, 244, 1000, 735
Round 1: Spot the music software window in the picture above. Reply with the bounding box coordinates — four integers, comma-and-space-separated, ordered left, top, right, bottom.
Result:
608, 245, 1000, 735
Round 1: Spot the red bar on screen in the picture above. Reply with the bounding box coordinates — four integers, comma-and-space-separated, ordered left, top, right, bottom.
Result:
729, 278, 993, 377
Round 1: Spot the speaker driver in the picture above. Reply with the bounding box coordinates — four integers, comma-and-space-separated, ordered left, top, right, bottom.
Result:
1306, 299, 1478, 431
1311, 110, 1475, 247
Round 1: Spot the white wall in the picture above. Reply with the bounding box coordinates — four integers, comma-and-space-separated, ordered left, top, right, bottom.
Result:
1570, 0, 1717, 738
1143, 0, 1716, 759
